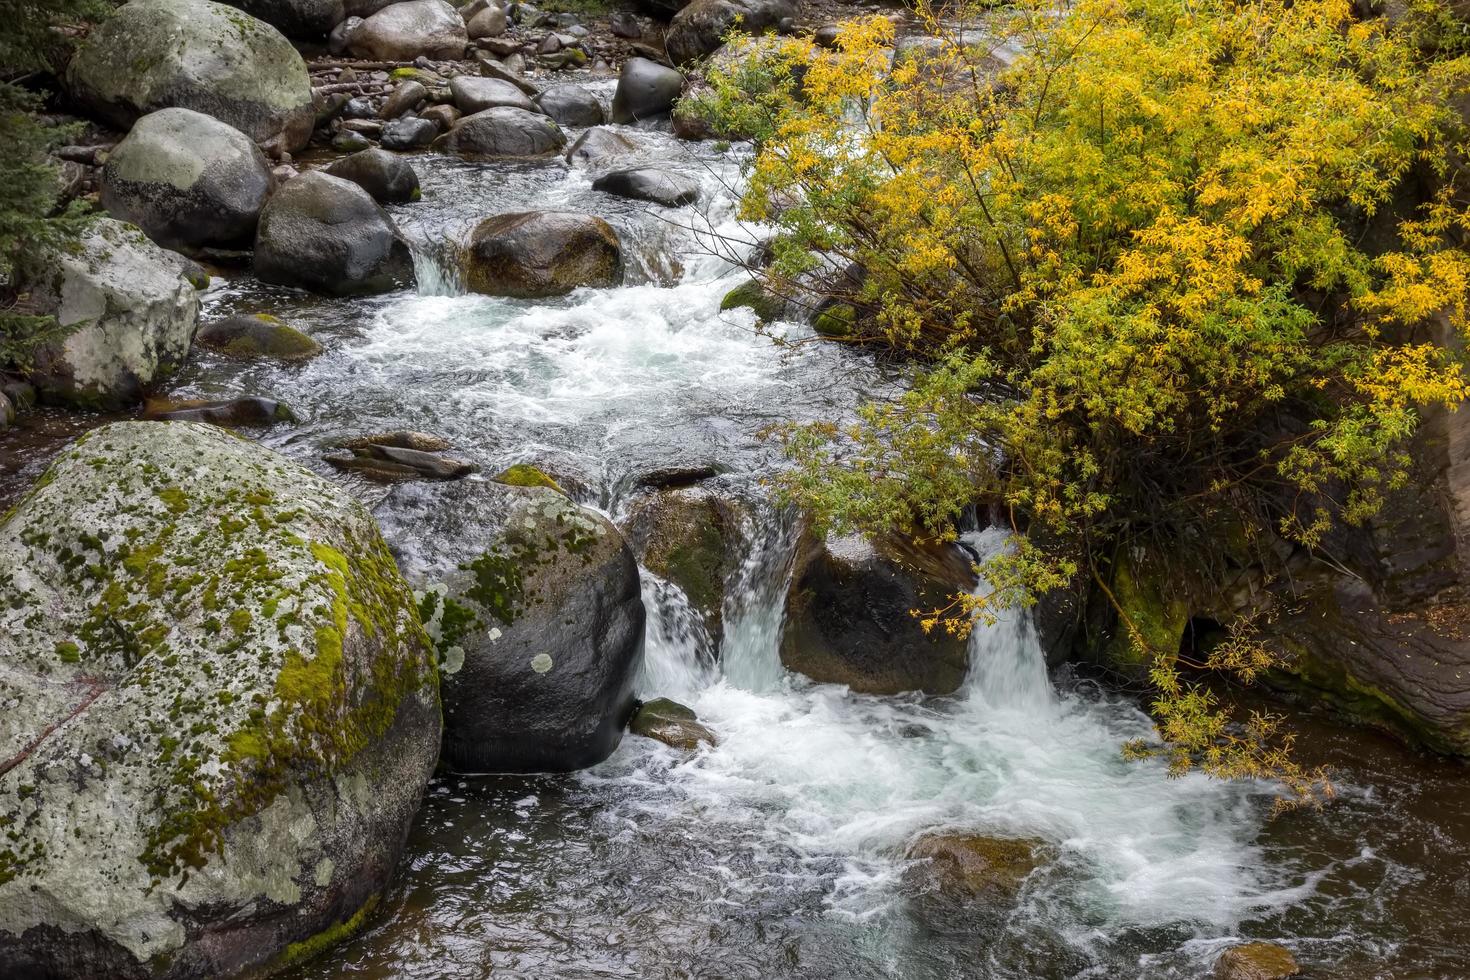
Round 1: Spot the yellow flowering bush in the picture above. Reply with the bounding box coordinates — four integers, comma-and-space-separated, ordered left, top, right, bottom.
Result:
694, 0, 1470, 802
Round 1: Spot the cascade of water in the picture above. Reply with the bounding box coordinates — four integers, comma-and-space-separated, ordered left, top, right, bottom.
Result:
719, 499, 801, 692
637, 573, 717, 702
408, 234, 466, 298
959, 526, 1054, 713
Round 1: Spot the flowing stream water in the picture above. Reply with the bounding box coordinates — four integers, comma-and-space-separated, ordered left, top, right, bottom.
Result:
3, 90, 1468, 979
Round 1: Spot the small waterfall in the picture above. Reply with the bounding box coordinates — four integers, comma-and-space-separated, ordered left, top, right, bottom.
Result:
720, 501, 800, 692
638, 573, 717, 701
408, 235, 466, 297
959, 526, 1054, 712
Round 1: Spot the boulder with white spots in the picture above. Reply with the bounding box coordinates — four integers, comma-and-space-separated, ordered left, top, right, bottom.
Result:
0, 421, 440, 979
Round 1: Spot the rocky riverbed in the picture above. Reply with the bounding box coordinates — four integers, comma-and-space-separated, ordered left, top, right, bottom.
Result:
3, 0, 1470, 978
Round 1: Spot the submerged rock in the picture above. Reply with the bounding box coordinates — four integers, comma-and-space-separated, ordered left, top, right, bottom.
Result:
610, 57, 684, 124
144, 396, 297, 427
100, 108, 273, 251
1211, 942, 1301, 980
629, 698, 717, 751
21, 218, 200, 410
0, 421, 440, 979
67, 0, 315, 151
348, 0, 469, 60
905, 832, 1045, 899
325, 148, 422, 205
592, 168, 700, 207
780, 530, 975, 695
462, 211, 621, 298
324, 444, 478, 481
254, 171, 416, 297
415, 484, 645, 773
195, 313, 323, 361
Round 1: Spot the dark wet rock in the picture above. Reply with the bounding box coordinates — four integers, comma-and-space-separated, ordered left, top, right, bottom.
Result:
195, 313, 323, 360
1211, 943, 1301, 980
0, 421, 439, 980
781, 530, 975, 694
343, 96, 377, 120
380, 79, 429, 119
100, 108, 272, 251
593, 167, 700, 207
665, 0, 799, 65
630, 698, 717, 751
493, 463, 567, 493
434, 106, 566, 157
814, 23, 842, 48
417, 486, 646, 773
634, 464, 721, 489
450, 75, 536, 113
609, 10, 643, 37
721, 279, 785, 320
625, 485, 741, 644
333, 129, 374, 152
466, 4, 509, 37
380, 115, 440, 149
349, 0, 469, 60
254, 171, 416, 297
420, 102, 462, 130
535, 84, 605, 126
144, 396, 297, 426
326, 148, 422, 204
565, 126, 639, 166
67, 0, 315, 152
325, 445, 478, 481
329, 13, 365, 53
462, 210, 621, 298
20, 219, 199, 410
0, 391, 13, 430
223, 0, 345, 37
610, 57, 684, 124
905, 833, 1045, 898
340, 430, 453, 452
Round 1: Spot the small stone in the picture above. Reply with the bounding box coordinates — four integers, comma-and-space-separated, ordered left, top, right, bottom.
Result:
380, 79, 429, 119
340, 430, 453, 453
381, 115, 440, 149
1211, 942, 1301, 980
629, 698, 717, 751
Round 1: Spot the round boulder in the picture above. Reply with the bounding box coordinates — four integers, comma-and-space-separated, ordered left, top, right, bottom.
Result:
67, 0, 315, 151
0, 421, 440, 979
348, 0, 468, 60
449, 75, 536, 114
593, 167, 700, 207
417, 487, 646, 772
325, 148, 422, 204
780, 530, 975, 694
195, 313, 323, 360
665, 0, 799, 65
610, 57, 684, 124
566, 127, 639, 166
223, 0, 346, 37
466, 4, 508, 37
462, 211, 621, 298
254, 171, 416, 297
535, 84, 605, 127
21, 218, 200, 410
101, 107, 272, 251
434, 106, 567, 157
380, 116, 440, 149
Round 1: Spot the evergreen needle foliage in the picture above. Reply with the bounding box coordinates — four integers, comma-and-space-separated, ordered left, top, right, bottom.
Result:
694, 0, 1470, 803
0, 0, 111, 365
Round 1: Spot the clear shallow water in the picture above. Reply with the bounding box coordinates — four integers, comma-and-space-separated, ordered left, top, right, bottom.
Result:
2, 87, 1466, 979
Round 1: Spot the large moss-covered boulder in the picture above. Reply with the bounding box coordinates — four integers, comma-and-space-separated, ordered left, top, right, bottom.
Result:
781, 530, 974, 694
100, 108, 273, 251
67, 0, 315, 152
414, 485, 645, 773
254, 171, 416, 297
0, 421, 440, 979
462, 211, 622, 298
22, 218, 200, 410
